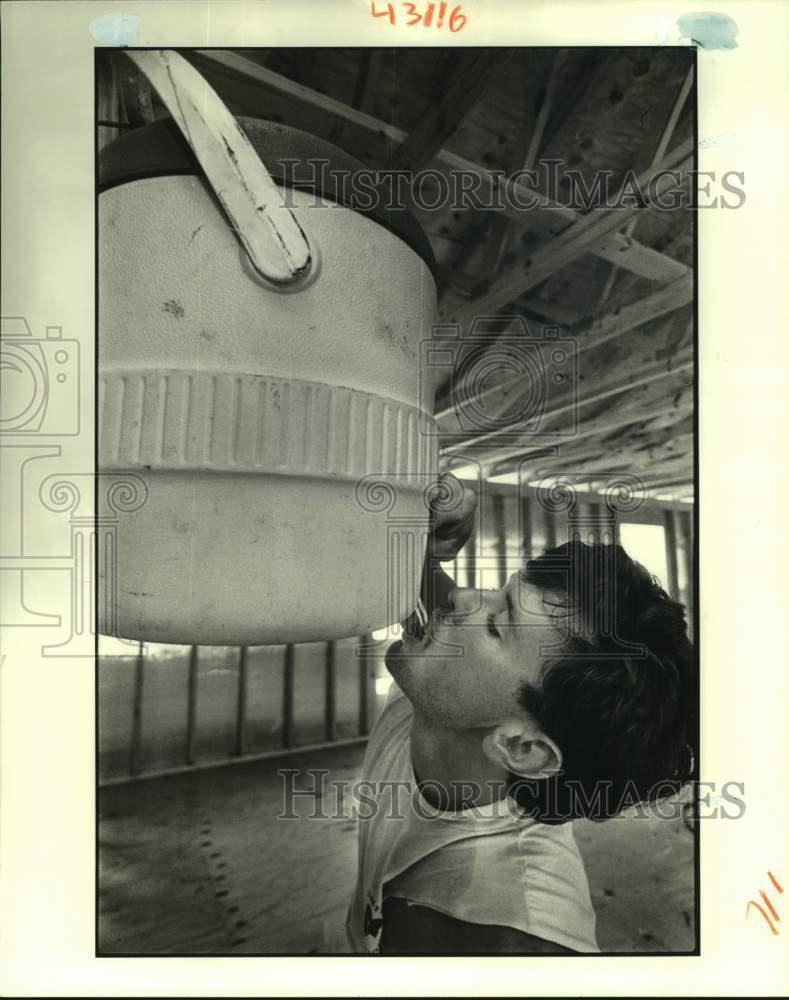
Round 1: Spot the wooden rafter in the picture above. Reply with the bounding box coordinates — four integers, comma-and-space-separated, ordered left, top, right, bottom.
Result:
576, 273, 693, 354
441, 344, 691, 451
440, 268, 579, 322
525, 418, 693, 466
597, 64, 694, 310
437, 278, 692, 431
392, 50, 509, 171
538, 51, 610, 153
459, 48, 613, 287
474, 49, 567, 289
453, 137, 693, 326
484, 417, 693, 476
603, 208, 692, 316
642, 476, 695, 494
440, 350, 692, 458
520, 436, 694, 482
351, 50, 386, 113
486, 394, 693, 474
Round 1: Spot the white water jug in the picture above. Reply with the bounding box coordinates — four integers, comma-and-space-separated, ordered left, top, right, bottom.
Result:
99, 99, 439, 644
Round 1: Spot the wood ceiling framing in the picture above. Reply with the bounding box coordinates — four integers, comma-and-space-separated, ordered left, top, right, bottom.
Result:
104, 45, 696, 501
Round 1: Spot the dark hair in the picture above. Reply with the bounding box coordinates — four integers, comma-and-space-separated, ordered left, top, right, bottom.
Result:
509, 540, 695, 823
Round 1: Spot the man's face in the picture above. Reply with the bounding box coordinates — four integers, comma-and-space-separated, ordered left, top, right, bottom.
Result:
385, 573, 563, 730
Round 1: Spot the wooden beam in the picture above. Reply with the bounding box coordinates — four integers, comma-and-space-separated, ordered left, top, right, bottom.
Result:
644, 477, 694, 492
539, 456, 695, 491
454, 139, 693, 325
523, 50, 568, 173
604, 209, 692, 315
439, 269, 582, 324
351, 50, 385, 113
190, 51, 690, 286
442, 50, 605, 300
436, 279, 693, 441
475, 50, 567, 285
446, 216, 498, 286
508, 440, 693, 488
539, 51, 610, 152
97, 52, 125, 153
674, 504, 694, 604
511, 297, 581, 327
437, 279, 693, 432
557, 418, 693, 460
576, 273, 693, 355
663, 509, 680, 599
392, 50, 507, 171
440, 349, 693, 455
512, 425, 694, 479
597, 65, 694, 309
523, 464, 694, 498
486, 396, 693, 474
675, 508, 696, 638
459, 477, 694, 512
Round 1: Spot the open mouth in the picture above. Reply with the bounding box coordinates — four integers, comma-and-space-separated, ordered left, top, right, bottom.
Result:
386, 606, 462, 665
384, 609, 463, 666
400, 605, 463, 646
385, 607, 433, 663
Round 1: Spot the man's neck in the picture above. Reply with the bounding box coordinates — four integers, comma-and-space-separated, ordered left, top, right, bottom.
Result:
409, 711, 509, 811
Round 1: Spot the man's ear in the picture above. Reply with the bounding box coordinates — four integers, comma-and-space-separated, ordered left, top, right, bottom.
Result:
481, 721, 563, 780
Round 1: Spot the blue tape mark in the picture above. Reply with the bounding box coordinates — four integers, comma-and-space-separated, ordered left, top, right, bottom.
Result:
88, 12, 141, 46
676, 12, 739, 49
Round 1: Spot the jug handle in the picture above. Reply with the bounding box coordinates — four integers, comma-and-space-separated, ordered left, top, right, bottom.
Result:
125, 49, 312, 286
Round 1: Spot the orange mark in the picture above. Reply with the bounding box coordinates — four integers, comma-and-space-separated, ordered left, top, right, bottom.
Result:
760, 889, 780, 923
768, 870, 784, 894
746, 900, 779, 936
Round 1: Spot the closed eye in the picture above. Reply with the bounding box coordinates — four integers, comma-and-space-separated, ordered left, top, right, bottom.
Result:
487, 612, 500, 639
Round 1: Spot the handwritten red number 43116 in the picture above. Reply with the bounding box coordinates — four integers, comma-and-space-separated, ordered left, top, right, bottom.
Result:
371, 2, 467, 32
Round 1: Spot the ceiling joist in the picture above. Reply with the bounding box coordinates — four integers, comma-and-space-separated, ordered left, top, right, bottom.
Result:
392, 50, 509, 171
454, 137, 693, 325
597, 64, 694, 309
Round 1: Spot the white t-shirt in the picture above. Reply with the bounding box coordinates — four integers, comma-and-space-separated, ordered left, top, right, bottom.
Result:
346, 683, 599, 954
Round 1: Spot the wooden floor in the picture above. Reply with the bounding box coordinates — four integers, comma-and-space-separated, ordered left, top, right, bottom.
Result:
99, 743, 695, 955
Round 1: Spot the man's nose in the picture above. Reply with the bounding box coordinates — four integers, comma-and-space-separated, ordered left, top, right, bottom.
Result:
448, 587, 482, 614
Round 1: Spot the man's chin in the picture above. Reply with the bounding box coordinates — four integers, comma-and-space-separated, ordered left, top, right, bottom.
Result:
384, 637, 425, 677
